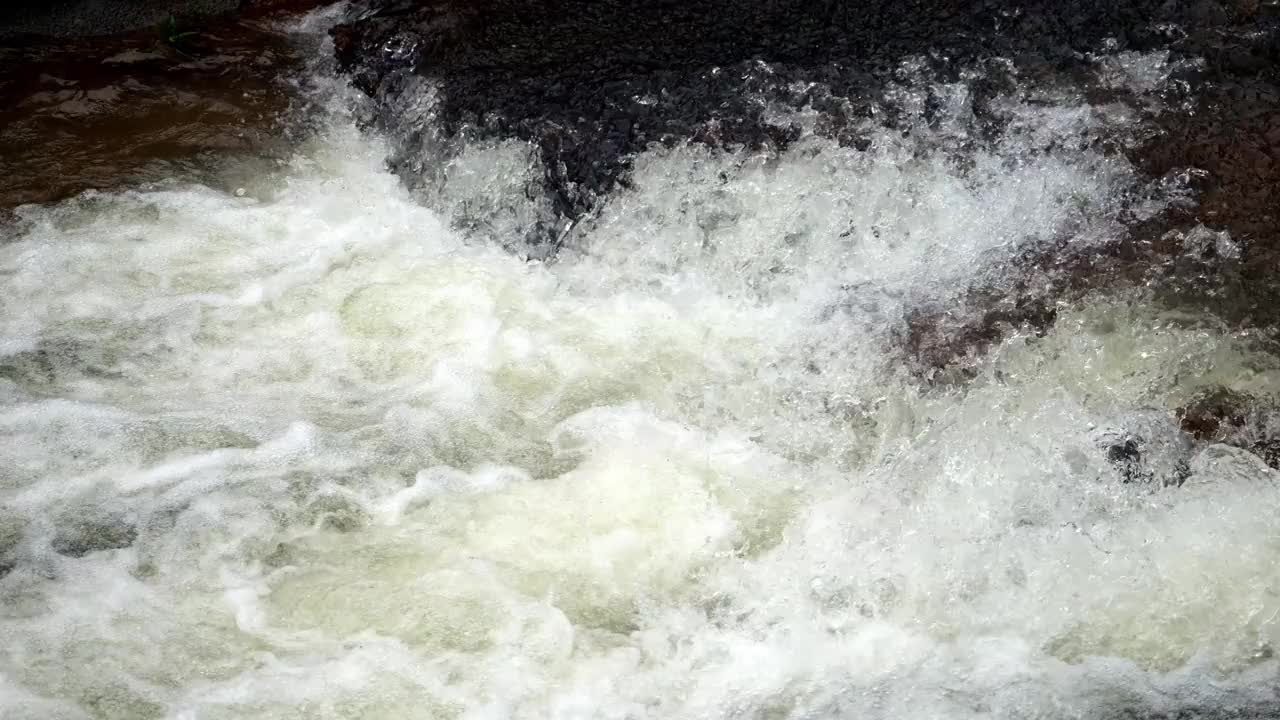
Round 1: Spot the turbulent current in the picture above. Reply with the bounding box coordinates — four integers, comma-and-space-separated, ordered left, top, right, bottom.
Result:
2, 9, 1279, 720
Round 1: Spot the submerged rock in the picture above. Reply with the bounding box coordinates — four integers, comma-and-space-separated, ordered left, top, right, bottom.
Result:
1178, 386, 1280, 470
50, 514, 138, 558
1179, 387, 1253, 440
1083, 388, 1280, 485
0, 514, 24, 579
1093, 411, 1195, 486
904, 6, 1280, 373
1185, 442, 1279, 490
1105, 436, 1148, 483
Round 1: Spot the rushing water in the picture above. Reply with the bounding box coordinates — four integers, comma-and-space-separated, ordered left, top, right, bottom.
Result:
1, 10, 1279, 720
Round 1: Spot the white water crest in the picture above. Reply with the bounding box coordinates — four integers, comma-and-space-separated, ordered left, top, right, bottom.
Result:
1, 13, 1278, 720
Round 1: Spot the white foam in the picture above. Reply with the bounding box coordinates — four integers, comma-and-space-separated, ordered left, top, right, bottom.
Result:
0, 36, 1277, 720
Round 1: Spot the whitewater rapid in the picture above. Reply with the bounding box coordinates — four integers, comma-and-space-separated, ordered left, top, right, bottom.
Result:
1, 11, 1278, 720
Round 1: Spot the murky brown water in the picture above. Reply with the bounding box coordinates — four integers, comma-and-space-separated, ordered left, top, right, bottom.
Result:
0, 8, 321, 212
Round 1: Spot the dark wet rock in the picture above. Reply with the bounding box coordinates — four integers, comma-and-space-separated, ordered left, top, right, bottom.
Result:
901, 293, 1059, 381
0, 4, 332, 212
332, 0, 1221, 243
1105, 436, 1148, 483
1094, 412, 1196, 486
302, 492, 371, 532
0, 513, 24, 579
51, 514, 138, 558
334, 0, 1280, 377
1178, 386, 1280, 469
1085, 388, 1280, 486
1137, 81, 1280, 330
1255, 438, 1280, 470
1178, 387, 1252, 440
1105, 702, 1280, 720
0, 337, 136, 390
902, 6, 1280, 373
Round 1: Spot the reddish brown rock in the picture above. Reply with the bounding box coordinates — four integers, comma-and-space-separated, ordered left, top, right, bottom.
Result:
1177, 387, 1280, 469
1178, 388, 1252, 440
905, 5, 1280, 374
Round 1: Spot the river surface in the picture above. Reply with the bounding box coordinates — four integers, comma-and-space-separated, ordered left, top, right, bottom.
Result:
1, 8, 1278, 720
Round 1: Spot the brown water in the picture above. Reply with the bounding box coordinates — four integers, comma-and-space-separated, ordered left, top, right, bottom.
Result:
0, 10, 314, 212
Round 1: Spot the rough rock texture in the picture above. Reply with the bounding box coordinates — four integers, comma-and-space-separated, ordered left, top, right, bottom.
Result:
908, 11, 1280, 373
331, 0, 1280, 484
332, 0, 1190, 231
332, 1, 1279, 358
1138, 39, 1280, 328
1178, 386, 1280, 469
50, 516, 138, 558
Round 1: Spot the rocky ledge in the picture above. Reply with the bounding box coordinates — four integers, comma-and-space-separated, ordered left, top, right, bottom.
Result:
332, 0, 1231, 229
332, 0, 1278, 346
331, 0, 1280, 474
